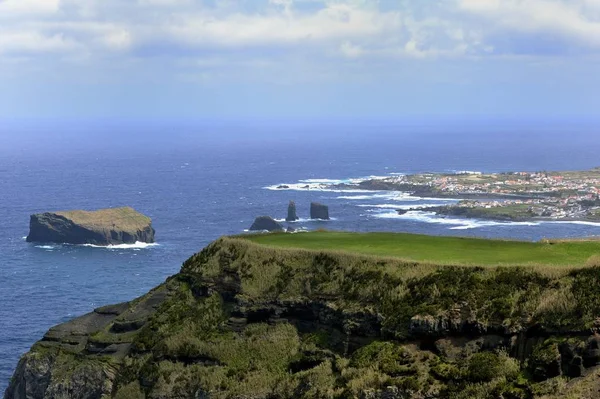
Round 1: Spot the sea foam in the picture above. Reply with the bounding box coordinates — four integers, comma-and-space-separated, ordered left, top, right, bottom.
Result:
372, 210, 541, 230
80, 242, 159, 250
35, 245, 56, 250
357, 202, 457, 210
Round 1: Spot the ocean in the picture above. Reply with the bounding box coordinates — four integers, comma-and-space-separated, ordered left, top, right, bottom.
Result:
1, 119, 600, 391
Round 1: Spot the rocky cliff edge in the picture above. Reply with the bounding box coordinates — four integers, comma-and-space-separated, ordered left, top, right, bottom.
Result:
7, 237, 600, 398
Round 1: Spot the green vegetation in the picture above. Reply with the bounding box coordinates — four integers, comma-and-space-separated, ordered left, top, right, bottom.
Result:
54, 206, 151, 230
244, 231, 600, 266
436, 203, 536, 221
14, 233, 600, 399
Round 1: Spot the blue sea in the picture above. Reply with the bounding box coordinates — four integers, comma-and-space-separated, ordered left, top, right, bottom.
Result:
2, 119, 600, 391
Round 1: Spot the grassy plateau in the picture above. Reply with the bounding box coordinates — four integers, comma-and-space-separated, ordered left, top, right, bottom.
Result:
245, 230, 600, 267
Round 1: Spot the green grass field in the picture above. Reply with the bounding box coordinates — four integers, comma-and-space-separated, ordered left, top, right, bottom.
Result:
244, 231, 600, 267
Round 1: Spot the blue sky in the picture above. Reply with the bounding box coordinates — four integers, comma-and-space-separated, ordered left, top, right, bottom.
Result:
1, 0, 600, 120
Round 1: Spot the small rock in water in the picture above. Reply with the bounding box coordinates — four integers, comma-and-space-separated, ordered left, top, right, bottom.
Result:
286, 200, 299, 222
310, 202, 329, 220
249, 216, 284, 232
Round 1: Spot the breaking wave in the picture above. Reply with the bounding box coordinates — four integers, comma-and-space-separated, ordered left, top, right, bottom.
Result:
273, 218, 313, 223
35, 245, 56, 250
357, 202, 457, 210
264, 183, 374, 193
80, 242, 159, 250
264, 174, 398, 193
371, 210, 600, 230
371, 210, 541, 230
337, 192, 416, 201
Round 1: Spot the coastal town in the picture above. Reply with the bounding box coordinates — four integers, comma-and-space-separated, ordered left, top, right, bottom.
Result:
357, 169, 600, 221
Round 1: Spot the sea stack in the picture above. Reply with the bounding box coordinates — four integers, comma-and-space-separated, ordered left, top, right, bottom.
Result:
286, 201, 299, 222
26, 207, 155, 245
249, 216, 284, 232
310, 202, 330, 220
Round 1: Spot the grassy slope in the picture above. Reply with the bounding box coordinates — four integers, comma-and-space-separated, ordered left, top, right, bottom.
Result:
244, 231, 600, 266
21, 235, 600, 399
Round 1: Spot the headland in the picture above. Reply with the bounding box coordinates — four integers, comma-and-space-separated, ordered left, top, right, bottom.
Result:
7, 231, 600, 398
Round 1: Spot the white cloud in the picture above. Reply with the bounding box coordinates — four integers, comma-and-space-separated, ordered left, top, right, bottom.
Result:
0, 31, 77, 55
163, 4, 401, 47
0, 0, 60, 16
2, 0, 600, 68
340, 41, 363, 57
102, 28, 133, 51
458, 0, 600, 50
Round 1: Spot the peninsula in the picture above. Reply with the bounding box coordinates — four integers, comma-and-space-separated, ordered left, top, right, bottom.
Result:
336, 169, 600, 222
7, 231, 600, 399
26, 207, 155, 245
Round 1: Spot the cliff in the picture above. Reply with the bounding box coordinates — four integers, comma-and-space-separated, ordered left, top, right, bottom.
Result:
7, 236, 600, 398
26, 207, 155, 245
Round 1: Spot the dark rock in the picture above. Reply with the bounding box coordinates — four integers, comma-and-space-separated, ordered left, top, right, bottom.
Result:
287, 226, 296, 233
567, 355, 585, 378
26, 207, 155, 245
4, 284, 173, 399
277, 185, 290, 189
249, 216, 284, 232
286, 200, 299, 221
583, 336, 600, 367
310, 202, 329, 220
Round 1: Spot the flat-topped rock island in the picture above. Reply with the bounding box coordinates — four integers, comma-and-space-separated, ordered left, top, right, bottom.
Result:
26, 207, 155, 246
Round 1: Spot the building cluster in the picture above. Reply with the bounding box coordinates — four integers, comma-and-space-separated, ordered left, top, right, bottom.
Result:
386, 171, 600, 220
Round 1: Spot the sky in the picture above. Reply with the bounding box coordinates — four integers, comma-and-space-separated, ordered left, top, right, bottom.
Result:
1, 0, 600, 120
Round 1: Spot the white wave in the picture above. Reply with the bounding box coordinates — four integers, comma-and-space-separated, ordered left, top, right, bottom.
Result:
337, 192, 415, 201
274, 218, 313, 223
264, 183, 375, 193
299, 178, 346, 184
22, 236, 27, 240
357, 202, 457, 210
277, 217, 337, 221
266, 173, 404, 193
81, 242, 159, 249
35, 245, 56, 250
372, 210, 541, 230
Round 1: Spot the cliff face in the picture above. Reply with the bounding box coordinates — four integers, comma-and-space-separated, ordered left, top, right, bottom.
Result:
7, 238, 600, 399
26, 207, 155, 245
